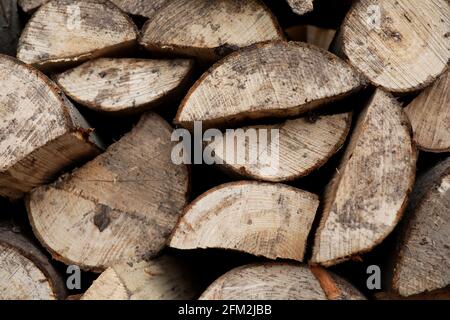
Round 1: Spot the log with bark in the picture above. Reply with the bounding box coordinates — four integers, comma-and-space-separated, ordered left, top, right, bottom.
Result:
169, 181, 319, 261
199, 262, 366, 300
334, 0, 449, 92
139, 0, 284, 62
205, 112, 352, 182
17, 0, 138, 71
175, 41, 365, 129
0, 221, 66, 300
388, 158, 450, 297
26, 112, 189, 272
405, 71, 450, 153
54, 58, 194, 114
311, 89, 417, 266
0, 54, 102, 200
82, 255, 200, 300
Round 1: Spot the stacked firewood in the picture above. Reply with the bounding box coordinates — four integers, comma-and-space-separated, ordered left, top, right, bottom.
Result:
0, 0, 448, 300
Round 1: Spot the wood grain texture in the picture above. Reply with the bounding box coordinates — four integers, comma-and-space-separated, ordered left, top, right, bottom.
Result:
199, 262, 365, 300
0, 222, 66, 300
0, 54, 101, 200
312, 89, 417, 266
338, 0, 449, 92
405, 71, 450, 152
139, 0, 284, 61
0, 0, 21, 56
391, 158, 450, 297
169, 181, 319, 261
175, 41, 365, 128
17, 0, 138, 70
82, 255, 200, 300
206, 112, 352, 182
110, 0, 168, 18
27, 112, 189, 272
286, 0, 313, 16
55, 58, 193, 114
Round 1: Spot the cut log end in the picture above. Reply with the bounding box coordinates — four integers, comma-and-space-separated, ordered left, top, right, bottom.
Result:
199, 262, 365, 300
390, 158, 450, 297
0, 222, 66, 300
0, 54, 101, 200
55, 58, 194, 114
312, 89, 417, 266
175, 41, 365, 129
405, 71, 450, 152
169, 181, 319, 262
17, 0, 138, 71
206, 112, 352, 182
27, 112, 189, 272
339, 0, 449, 92
139, 0, 284, 61
82, 256, 200, 300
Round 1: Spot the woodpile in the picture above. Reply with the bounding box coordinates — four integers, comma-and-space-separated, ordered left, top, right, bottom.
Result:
0, 0, 448, 301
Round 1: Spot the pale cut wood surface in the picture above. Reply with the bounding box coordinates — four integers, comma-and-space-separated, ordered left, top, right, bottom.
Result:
0, 222, 66, 300
82, 255, 200, 300
175, 41, 365, 128
206, 112, 352, 182
312, 89, 417, 266
0, 54, 101, 200
339, 0, 449, 92
199, 262, 365, 300
287, 0, 313, 16
27, 112, 189, 272
169, 181, 319, 261
17, 0, 138, 70
55, 58, 193, 114
139, 0, 284, 61
391, 158, 450, 297
405, 71, 450, 152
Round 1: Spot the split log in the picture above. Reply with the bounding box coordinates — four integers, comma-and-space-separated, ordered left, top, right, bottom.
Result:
27, 112, 190, 272
311, 89, 417, 266
405, 71, 450, 152
199, 262, 365, 300
286, 0, 313, 16
55, 58, 193, 114
0, 222, 66, 300
17, 0, 138, 71
139, 0, 284, 62
169, 181, 319, 261
285, 25, 336, 50
0, 54, 102, 200
0, 0, 21, 56
175, 41, 365, 129
82, 255, 200, 300
205, 112, 352, 182
335, 0, 449, 92
389, 158, 450, 297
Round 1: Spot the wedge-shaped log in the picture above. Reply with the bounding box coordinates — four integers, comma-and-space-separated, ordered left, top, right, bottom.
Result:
312, 89, 417, 266
199, 262, 365, 300
287, 0, 313, 16
55, 58, 193, 114
175, 41, 365, 128
0, 55, 101, 200
139, 0, 284, 61
27, 113, 189, 272
405, 72, 450, 153
0, 222, 66, 300
390, 158, 450, 297
336, 0, 449, 92
206, 112, 352, 181
82, 255, 200, 300
17, 0, 138, 70
169, 181, 319, 261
